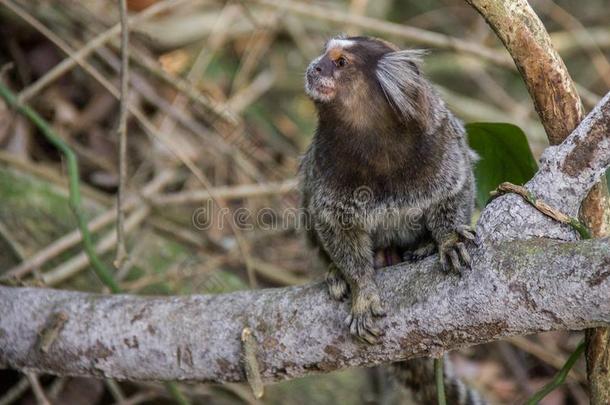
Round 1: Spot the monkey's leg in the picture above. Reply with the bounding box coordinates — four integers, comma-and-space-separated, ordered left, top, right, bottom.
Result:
308, 229, 350, 301
326, 263, 349, 301
316, 222, 386, 344
425, 194, 476, 272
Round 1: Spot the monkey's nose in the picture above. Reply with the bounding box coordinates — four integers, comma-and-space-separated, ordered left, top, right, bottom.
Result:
314, 64, 327, 76
313, 59, 332, 76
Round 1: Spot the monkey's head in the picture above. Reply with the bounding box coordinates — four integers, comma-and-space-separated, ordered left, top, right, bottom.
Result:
305, 36, 430, 131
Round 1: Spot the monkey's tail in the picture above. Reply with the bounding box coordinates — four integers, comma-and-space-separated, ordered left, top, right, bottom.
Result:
390, 356, 487, 405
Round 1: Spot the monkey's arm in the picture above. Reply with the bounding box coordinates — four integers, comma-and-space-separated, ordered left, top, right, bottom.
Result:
424, 187, 476, 271
314, 219, 386, 343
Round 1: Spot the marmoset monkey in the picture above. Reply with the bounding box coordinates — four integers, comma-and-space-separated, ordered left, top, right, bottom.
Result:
299, 36, 477, 344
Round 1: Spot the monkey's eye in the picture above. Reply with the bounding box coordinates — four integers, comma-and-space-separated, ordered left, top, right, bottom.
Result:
335, 57, 348, 68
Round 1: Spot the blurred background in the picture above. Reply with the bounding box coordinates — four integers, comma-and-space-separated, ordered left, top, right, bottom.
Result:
0, 0, 608, 404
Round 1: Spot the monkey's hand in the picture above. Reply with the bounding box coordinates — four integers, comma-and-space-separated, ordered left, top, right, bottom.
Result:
438, 225, 476, 272
345, 282, 386, 344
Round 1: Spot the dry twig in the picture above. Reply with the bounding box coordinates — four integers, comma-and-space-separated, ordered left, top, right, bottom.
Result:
115, 0, 130, 269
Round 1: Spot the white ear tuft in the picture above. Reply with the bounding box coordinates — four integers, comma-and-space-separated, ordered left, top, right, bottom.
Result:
325, 34, 353, 51
375, 49, 429, 126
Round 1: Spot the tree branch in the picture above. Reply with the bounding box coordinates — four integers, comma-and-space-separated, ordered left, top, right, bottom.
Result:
0, 238, 609, 383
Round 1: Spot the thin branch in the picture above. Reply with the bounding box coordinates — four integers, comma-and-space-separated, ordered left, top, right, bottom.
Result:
230, 9, 277, 92
492, 182, 591, 239
25, 373, 51, 405
552, 27, 610, 54
1, 0, 252, 179
151, 179, 297, 206
227, 70, 276, 114
248, 258, 309, 286
155, 3, 241, 137
105, 378, 126, 403
115, 0, 130, 269
163, 382, 191, 405
122, 45, 240, 126
0, 150, 112, 205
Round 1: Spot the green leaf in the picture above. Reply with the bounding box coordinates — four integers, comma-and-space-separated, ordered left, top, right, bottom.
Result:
466, 122, 538, 208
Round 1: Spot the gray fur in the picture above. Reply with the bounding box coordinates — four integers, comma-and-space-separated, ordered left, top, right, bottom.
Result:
300, 35, 482, 403
300, 37, 480, 402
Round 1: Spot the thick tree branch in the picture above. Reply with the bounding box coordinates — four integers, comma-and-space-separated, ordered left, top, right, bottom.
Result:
0, 238, 609, 383
1, 90, 609, 383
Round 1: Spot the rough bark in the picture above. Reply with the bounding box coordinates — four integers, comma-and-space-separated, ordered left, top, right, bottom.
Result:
464, 1, 610, 401
1, 91, 609, 383
0, 238, 609, 383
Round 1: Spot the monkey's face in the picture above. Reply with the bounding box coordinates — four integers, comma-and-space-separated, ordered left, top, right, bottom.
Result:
305, 36, 428, 130
305, 37, 398, 105
305, 38, 372, 104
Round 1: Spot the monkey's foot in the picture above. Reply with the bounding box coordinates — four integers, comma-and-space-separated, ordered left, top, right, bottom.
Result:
438, 225, 476, 272
345, 285, 386, 344
326, 264, 349, 301
403, 242, 436, 262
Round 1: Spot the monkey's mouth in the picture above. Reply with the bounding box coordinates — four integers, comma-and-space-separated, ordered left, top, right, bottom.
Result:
315, 84, 335, 95
309, 85, 335, 101
305, 75, 336, 102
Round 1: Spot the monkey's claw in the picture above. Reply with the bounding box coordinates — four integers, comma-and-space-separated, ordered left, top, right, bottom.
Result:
456, 224, 477, 242
326, 264, 349, 301
439, 226, 476, 273
345, 286, 386, 344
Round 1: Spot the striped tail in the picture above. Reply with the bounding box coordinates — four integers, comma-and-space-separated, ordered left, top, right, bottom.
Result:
391, 356, 487, 405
